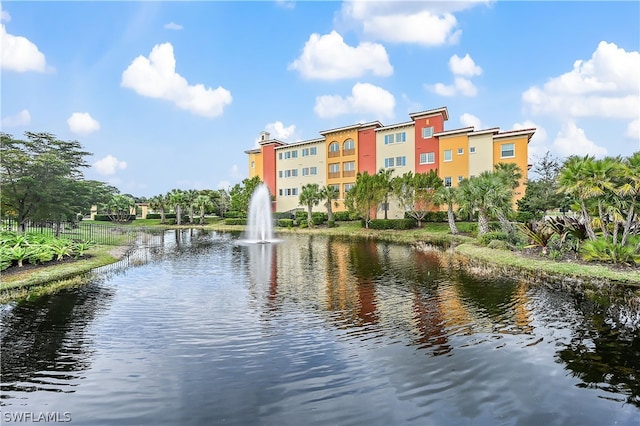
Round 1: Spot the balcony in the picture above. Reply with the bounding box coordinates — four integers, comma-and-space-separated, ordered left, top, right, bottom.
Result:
342, 149, 355, 157
328, 151, 340, 158
342, 170, 356, 178
328, 172, 341, 179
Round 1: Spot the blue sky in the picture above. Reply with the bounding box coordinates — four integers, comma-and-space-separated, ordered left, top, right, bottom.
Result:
2, 1, 639, 198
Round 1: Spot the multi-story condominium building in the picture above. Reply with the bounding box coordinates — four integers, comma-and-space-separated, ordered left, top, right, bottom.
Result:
245, 107, 535, 217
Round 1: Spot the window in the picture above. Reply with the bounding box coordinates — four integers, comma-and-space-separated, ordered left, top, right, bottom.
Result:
343, 139, 355, 150
458, 176, 464, 183
284, 170, 291, 178
444, 150, 452, 162
302, 148, 309, 157
419, 152, 435, 164
343, 161, 355, 171
278, 153, 283, 160
344, 183, 355, 193
310, 147, 317, 155
457, 148, 464, 155
329, 163, 340, 173
302, 167, 309, 176
395, 156, 406, 167
279, 189, 283, 196
469, 147, 476, 154
329, 142, 340, 152
501, 143, 515, 158
292, 188, 298, 196
278, 171, 283, 178
292, 169, 298, 177
251, 161, 255, 168
292, 150, 298, 158
444, 177, 452, 187
310, 167, 317, 175
422, 126, 434, 139
384, 157, 395, 168
330, 184, 340, 191
284, 151, 291, 159
395, 132, 406, 143
384, 134, 394, 144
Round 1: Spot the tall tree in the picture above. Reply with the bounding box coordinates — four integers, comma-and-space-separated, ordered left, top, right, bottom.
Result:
434, 186, 459, 235
299, 183, 322, 226
1, 132, 91, 232
345, 172, 384, 228
194, 194, 213, 224
320, 185, 339, 222
149, 194, 169, 224
517, 152, 563, 220
616, 152, 640, 246
392, 170, 443, 227
168, 189, 186, 225
557, 155, 598, 240
229, 176, 262, 217
376, 168, 394, 220
105, 194, 135, 223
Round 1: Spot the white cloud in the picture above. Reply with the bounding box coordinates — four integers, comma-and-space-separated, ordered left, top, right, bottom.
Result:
449, 53, 482, 76
289, 31, 392, 80
67, 112, 100, 135
164, 22, 183, 30
522, 41, 640, 119
1, 24, 48, 72
552, 121, 607, 158
426, 53, 481, 97
427, 77, 477, 97
1, 109, 31, 127
265, 121, 296, 141
625, 119, 639, 141
339, 1, 483, 46
460, 113, 481, 129
314, 82, 395, 119
121, 42, 232, 118
93, 155, 127, 176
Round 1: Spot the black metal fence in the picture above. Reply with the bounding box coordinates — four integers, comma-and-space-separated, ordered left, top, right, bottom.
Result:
1, 219, 148, 246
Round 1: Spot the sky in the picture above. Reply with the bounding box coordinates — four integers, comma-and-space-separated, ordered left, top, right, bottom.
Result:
1, 0, 639, 198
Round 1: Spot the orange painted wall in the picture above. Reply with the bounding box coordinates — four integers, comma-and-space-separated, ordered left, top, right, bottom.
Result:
248, 151, 263, 181
325, 128, 359, 211
493, 135, 530, 204
261, 144, 278, 207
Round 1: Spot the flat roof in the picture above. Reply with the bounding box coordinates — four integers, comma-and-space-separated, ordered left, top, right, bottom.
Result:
375, 120, 414, 132
409, 107, 449, 121
274, 137, 325, 150
433, 126, 474, 138
494, 128, 536, 140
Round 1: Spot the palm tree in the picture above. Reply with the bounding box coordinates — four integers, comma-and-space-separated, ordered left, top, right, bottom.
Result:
557, 156, 598, 241
299, 183, 322, 226
194, 194, 213, 224
149, 194, 169, 224
615, 152, 640, 246
457, 172, 512, 236
168, 189, 186, 225
434, 186, 458, 235
320, 185, 339, 222
184, 189, 200, 224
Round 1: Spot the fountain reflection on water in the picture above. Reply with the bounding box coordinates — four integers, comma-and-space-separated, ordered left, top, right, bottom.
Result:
243, 183, 279, 244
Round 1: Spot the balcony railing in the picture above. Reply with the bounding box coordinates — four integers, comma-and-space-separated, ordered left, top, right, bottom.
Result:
343, 170, 356, 178
328, 151, 340, 158
328, 172, 341, 179
342, 149, 355, 156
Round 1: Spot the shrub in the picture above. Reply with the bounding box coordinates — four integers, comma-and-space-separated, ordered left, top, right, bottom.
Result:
369, 219, 416, 230
273, 212, 294, 220
93, 214, 136, 222
299, 220, 308, 228
487, 240, 509, 250
224, 218, 247, 225
327, 220, 336, 228
278, 219, 295, 228
224, 211, 243, 219
580, 238, 640, 266
479, 231, 510, 246
295, 211, 307, 220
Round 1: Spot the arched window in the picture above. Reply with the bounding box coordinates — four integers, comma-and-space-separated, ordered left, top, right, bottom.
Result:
343, 139, 355, 151
329, 142, 339, 152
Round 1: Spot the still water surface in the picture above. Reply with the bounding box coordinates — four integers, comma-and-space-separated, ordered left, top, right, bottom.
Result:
1, 229, 639, 425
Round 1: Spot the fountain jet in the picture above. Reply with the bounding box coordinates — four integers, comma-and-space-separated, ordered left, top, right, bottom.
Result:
245, 183, 275, 243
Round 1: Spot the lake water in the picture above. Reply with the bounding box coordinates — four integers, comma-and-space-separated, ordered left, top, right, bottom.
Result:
1, 229, 639, 425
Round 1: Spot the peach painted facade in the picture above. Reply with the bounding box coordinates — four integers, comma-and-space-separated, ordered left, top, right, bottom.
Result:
357, 121, 382, 175
493, 129, 535, 204
436, 127, 473, 189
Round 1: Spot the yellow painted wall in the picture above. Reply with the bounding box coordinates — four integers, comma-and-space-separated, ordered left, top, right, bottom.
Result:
438, 133, 469, 187
493, 135, 529, 204
248, 151, 263, 180
325, 128, 359, 211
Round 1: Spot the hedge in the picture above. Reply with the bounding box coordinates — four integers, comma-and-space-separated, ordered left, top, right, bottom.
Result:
146, 213, 188, 220
224, 211, 244, 219
332, 211, 359, 221
278, 219, 295, 228
224, 218, 247, 225
94, 214, 136, 222
369, 219, 416, 230
479, 231, 510, 246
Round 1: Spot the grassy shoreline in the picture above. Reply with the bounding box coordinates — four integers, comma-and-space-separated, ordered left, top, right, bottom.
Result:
1, 221, 638, 303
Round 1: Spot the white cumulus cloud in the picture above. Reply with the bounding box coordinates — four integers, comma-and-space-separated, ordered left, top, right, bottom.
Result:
93, 155, 127, 176
265, 121, 296, 141
552, 121, 607, 158
164, 22, 183, 30
460, 113, 481, 129
338, 1, 489, 46
67, 112, 100, 135
314, 82, 395, 119
1, 24, 48, 72
289, 31, 392, 80
626, 119, 639, 141
121, 42, 232, 118
1, 109, 31, 127
522, 41, 640, 119
426, 53, 481, 97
